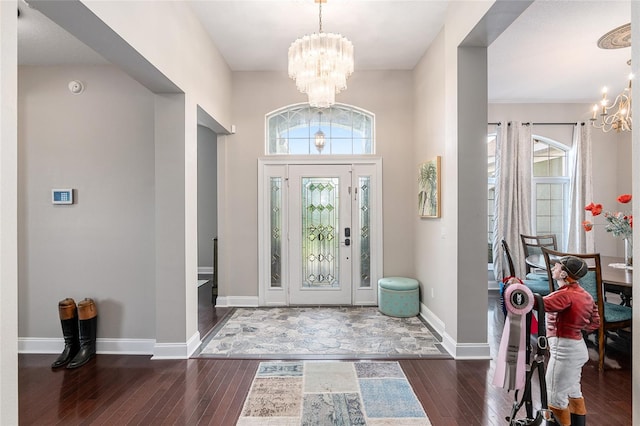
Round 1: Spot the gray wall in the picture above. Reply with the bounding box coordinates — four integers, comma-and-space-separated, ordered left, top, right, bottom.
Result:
220, 70, 416, 299
18, 64, 156, 340
17, 23, 628, 357
197, 125, 217, 271
411, 1, 496, 355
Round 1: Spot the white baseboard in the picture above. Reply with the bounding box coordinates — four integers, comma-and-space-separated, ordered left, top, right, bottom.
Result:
151, 331, 202, 360
187, 331, 202, 357
419, 303, 445, 336
215, 296, 259, 307
446, 340, 492, 359
96, 338, 156, 354
19, 333, 203, 359
19, 337, 155, 355
419, 302, 491, 360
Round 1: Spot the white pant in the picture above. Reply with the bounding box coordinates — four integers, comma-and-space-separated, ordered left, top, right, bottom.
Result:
545, 336, 588, 408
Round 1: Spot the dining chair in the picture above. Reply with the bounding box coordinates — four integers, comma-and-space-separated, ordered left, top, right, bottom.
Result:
500, 239, 517, 278
520, 234, 557, 281
502, 239, 550, 296
541, 247, 633, 371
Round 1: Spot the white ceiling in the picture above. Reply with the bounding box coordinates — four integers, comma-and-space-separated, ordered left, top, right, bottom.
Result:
489, 0, 631, 103
17, 0, 632, 104
188, 0, 450, 71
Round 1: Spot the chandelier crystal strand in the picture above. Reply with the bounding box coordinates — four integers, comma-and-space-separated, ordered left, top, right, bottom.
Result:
287, 0, 354, 108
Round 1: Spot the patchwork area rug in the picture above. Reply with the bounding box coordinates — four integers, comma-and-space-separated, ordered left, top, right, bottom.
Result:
197, 307, 448, 358
237, 361, 432, 425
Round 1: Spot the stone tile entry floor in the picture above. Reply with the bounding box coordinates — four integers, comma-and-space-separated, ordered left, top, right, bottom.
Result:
195, 307, 450, 359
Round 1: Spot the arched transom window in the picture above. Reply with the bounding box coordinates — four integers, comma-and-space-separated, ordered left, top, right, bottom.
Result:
266, 103, 375, 155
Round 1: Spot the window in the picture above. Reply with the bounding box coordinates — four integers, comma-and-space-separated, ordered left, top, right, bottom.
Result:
488, 134, 570, 262
266, 103, 375, 155
532, 136, 570, 245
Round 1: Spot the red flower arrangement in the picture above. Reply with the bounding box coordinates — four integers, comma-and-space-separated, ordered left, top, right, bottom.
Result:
583, 194, 633, 238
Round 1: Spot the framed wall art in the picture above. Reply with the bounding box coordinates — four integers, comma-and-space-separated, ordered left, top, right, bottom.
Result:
417, 156, 441, 218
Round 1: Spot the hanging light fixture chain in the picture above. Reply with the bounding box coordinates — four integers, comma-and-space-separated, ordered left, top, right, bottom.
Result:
318, 0, 323, 33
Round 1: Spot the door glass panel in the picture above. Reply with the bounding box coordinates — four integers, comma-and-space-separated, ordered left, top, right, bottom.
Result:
302, 177, 339, 288
270, 177, 282, 287
359, 176, 371, 288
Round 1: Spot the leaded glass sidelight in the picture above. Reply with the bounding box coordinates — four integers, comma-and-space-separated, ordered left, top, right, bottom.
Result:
270, 177, 282, 287
301, 177, 340, 288
359, 176, 371, 288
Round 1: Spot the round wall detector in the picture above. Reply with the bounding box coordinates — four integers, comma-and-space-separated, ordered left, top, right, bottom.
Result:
68, 80, 84, 95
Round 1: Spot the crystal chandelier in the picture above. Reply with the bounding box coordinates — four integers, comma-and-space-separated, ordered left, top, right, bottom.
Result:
288, 0, 354, 108
590, 23, 632, 133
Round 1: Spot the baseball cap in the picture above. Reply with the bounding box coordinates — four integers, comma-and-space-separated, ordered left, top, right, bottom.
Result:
558, 256, 588, 280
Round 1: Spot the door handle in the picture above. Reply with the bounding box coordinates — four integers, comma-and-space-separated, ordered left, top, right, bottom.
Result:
344, 238, 350, 246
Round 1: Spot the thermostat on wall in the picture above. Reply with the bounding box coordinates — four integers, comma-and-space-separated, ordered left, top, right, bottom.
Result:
52, 189, 73, 205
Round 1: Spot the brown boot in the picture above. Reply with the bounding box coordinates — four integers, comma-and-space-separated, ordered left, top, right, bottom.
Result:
549, 404, 571, 426
67, 298, 98, 369
569, 397, 587, 426
51, 298, 79, 369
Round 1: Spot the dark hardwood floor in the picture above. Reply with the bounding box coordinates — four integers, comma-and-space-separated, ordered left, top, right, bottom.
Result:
19, 290, 631, 425
197, 278, 231, 341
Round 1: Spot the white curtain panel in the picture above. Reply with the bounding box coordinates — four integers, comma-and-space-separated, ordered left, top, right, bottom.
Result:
567, 123, 594, 253
492, 122, 533, 282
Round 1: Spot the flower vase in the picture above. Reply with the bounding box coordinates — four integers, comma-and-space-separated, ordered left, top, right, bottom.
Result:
623, 237, 633, 267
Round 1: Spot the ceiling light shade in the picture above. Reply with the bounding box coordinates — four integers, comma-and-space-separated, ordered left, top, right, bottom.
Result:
288, 0, 354, 108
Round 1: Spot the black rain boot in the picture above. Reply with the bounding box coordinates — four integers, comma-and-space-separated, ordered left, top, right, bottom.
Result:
67, 298, 97, 369
571, 413, 586, 426
51, 298, 79, 369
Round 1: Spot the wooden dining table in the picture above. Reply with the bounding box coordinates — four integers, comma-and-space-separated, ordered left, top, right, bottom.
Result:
525, 254, 632, 306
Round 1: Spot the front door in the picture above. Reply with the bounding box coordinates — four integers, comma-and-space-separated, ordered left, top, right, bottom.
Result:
258, 159, 381, 307
289, 165, 352, 304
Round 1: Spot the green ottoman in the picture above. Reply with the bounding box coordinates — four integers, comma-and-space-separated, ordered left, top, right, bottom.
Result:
378, 277, 420, 317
